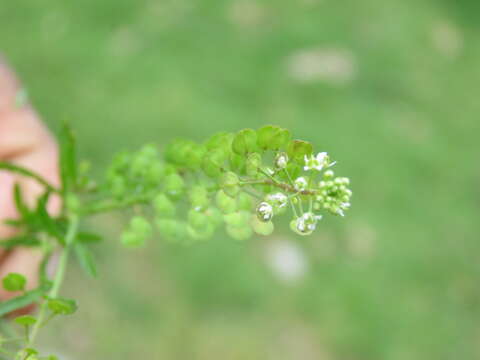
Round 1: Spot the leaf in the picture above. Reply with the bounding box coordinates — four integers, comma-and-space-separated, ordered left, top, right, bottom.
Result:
77, 232, 103, 244
14, 315, 37, 326
0, 162, 58, 193
74, 243, 98, 278
0, 236, 41, 249
2, 273, 26, 292
13, 183, 30, 219
47, 297, 77, 315
59, 122, 78, 194
0, 287, 45, 317
35, 191, 62, 239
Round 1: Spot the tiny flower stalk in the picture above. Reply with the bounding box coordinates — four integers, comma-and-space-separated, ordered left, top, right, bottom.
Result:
0, 124, 352, 359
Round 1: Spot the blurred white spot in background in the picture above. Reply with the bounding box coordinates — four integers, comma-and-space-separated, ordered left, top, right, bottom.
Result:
286, 47, 356, 85
265, 239, 308, 283
228, 1, 266, 28
431, 21, 463, 59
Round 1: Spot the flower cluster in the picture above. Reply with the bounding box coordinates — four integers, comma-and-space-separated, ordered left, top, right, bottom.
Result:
105, 125, 353, 243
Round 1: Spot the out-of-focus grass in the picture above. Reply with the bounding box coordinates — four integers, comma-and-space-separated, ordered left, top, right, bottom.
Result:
1, 0, 480, 359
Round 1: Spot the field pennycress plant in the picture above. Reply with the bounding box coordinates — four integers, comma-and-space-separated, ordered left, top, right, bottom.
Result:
0, 124, 352, 359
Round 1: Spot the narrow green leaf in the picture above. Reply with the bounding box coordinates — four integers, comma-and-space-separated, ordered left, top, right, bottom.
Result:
13, 183, 29, 219
77, 232, 103, 244
59, 122, 77, 194
0, 236, 41, 249
0, 287, 45, 317
74, 243, 98, 277
0, 162, 58, 193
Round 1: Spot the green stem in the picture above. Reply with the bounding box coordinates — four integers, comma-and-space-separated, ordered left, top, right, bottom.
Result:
25, 215, 79, 349
81, 195, 151, 215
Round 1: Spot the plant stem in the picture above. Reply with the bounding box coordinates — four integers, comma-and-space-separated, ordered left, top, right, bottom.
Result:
26, 214, 79, 349
81, 195, 152, 215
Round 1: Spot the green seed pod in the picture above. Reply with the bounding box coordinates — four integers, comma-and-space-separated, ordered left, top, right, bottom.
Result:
163, 173, 185, 199
130, 153, 150, 177
246, 152, 262, 177
215, 190, 237, 214
226, 224, 253, 240
187, 222, 215, 240
156, 219, 188, 241
237, 192, 253, 211
223, 211, 250, 228
232, 128, 257, 155
188, 209, 210, 231
287, 140, 313, 163
221, 171, 240, 198
110, 176, 126, 198
121, 230, 145, 248
206, 207, 223, 227
130, 216, 152, 239
257, 125, 291, 150
251, 215, 274, 236
205, 132, 234, 156
202, 149, 226, 178
145, 161, 165, 184
188, 185, 210, 210
153, 193, 176, 218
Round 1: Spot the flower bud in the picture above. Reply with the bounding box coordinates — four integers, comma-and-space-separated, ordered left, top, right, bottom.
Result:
294, 177, 308, 191
323, 169, 334, 180
256, 201, 273, 222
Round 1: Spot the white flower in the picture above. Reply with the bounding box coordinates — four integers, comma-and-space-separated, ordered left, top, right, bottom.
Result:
266, 192, 288, 209
274, 153, 289, 169
294, 212, 322, 235
256, 202, 273, 222
304, 152, 335, 171
294, 177, 308, 191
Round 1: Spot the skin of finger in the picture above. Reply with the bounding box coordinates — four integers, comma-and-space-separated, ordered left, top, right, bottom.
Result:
0, 144, 60, 299
0, 59, 60, 301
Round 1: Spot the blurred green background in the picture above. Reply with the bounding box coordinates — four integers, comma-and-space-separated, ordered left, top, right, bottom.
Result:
2, 0, 480, 359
